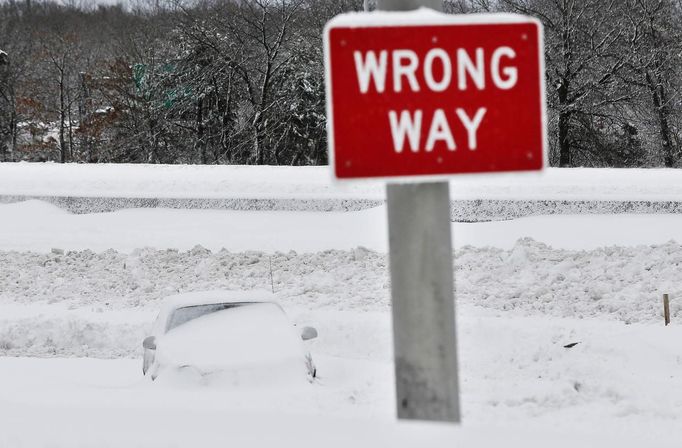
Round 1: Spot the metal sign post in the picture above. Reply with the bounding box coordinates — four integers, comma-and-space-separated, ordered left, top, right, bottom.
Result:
377, 0, 460, 424
387, 181, 460, 422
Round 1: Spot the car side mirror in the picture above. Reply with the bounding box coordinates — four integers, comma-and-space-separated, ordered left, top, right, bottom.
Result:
143, 336, 157, 350
301, 326, 318, 341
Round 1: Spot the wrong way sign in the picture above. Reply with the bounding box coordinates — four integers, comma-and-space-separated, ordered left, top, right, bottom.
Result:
324, 12, 546, 180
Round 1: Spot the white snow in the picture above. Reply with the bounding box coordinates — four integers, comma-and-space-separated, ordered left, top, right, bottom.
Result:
3, 164, 682, 445
1, 235, 681, 362
0, 200, 387, 252
456, 213, 682, 250
326, 9, 538, 28
155, 303, 308, 382
5, 200, 682, 252
0, 314, 681, 447
6, 163, 682, 200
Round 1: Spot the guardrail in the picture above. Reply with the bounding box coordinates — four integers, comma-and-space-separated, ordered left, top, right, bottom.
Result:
5, 195, 682, 222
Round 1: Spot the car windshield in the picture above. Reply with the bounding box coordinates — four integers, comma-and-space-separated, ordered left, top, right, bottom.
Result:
166, 302, 254, 332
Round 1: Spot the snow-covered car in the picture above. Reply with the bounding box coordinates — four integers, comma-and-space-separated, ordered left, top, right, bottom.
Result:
142, 290, 318, 383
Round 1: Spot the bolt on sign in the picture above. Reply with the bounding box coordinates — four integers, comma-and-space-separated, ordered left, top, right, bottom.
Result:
324, 11, 546, 180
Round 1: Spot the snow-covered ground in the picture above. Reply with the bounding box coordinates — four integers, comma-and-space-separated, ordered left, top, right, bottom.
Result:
6, 200, 682, 252
2, 166, 682, 445
5, 162, 682, 200
1, 314, 681, 447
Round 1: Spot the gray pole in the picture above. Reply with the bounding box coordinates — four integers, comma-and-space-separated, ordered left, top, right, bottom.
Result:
375, 0, 461, 424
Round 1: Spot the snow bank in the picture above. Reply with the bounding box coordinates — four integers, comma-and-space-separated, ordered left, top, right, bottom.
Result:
6, 243, 679, 326
0, 317, 145, 358
1, 240, 680, 358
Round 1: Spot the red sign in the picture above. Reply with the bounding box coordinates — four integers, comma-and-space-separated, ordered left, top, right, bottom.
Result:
324, 13, 546, 180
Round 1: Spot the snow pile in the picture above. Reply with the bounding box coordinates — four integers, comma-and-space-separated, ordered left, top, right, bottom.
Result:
1, 241, 680, 358
0, 317, 145, 358
457, 238, 682, 322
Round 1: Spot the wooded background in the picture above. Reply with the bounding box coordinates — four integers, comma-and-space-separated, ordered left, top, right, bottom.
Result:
1, 0, 681, 167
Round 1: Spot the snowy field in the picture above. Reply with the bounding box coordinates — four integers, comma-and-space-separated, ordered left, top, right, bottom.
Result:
2, 315, 680, 447
7, 200, 682, 252
5, 162, 682, 201
2, 166, 682, 445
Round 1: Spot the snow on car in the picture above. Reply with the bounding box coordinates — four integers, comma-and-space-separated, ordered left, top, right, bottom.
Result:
142, 290, 318, 384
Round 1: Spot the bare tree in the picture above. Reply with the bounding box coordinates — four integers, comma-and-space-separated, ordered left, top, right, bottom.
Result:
622, 0, 682, 166
502, 1, 633, 166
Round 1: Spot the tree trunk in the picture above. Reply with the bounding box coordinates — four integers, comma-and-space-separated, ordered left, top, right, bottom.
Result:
79, 72, 92, 162
254, 59, 272, 166
196, 97, 206, 164
558, 18, 573, 167
67, 94, 74, 161
646, 70, 675, 167
253, 110, 264, 165
557, 77, 571, 167
148, 116, 158, 163
10, 109, 16, 162
219, 74, 234, 164
59, 78, 66, 163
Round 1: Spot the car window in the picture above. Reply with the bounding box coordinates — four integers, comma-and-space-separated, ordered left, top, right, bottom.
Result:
166, 302, 254, 332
